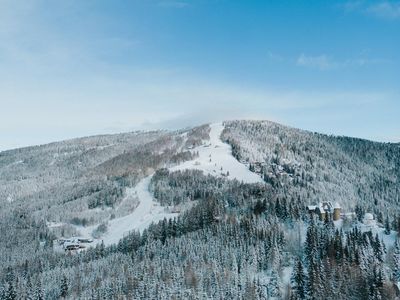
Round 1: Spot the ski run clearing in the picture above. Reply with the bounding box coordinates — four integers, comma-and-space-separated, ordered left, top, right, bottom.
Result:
73, 177, 178, 246
170, 123, 264, 184
70, 122, 263, 247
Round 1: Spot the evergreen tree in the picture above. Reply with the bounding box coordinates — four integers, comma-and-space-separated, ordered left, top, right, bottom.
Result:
26, 277, 34, 300
60, 276, 69, 299
5, 283, 16, 300
268, 270, 282, 298
291, 258, 306, 300
384, 216, 391, 235
305, 218, 317, 263
35, 280, 44, 300
373, 234, 384, 263
393, 238, 400, 282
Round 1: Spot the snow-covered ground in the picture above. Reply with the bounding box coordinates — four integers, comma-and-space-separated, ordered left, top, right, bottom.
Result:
75, 176, 178, 246
359, 221, 397, 249
70, 123, 263, 247
103, 176, 178, 245
170, 123, 263, 184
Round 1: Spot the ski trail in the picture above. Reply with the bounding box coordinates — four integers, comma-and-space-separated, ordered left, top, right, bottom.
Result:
97, 176, 177, 246
170, 122, 263, 183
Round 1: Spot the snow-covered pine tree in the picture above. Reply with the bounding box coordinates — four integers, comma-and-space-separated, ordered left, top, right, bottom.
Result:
290, 257, 306, 300
392, 238, 400, 283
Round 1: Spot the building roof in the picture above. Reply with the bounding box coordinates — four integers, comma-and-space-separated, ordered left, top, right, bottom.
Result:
308, 201, 340, 214
64, 241, 79, 247
364, 213, 374, 220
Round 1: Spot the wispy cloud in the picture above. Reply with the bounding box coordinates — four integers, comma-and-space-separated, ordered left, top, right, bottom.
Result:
366, 1, 400, 19
0, 62, 396, 150
297, 54, 338, 70
296, 53, 387, 70
341, 0, 364, 12
342, 1, 400, 20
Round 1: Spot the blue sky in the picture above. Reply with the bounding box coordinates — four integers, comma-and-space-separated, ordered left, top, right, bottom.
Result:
0, 0, 399, 150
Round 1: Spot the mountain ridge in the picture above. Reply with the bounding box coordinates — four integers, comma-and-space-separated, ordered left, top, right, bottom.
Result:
2, 119, 398, 155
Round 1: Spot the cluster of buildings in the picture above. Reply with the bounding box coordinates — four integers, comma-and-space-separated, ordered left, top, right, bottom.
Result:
57, 237, 93, 251
307, 201, 342, 221
307, 201, 376, 227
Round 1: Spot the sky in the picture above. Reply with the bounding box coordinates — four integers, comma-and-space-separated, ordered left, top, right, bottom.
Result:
0, 0, 399, 151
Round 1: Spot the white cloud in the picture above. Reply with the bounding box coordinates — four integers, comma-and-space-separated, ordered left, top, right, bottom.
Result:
342, 1, 400, 20
296, 53, 387, 70
366, 1, 400, 19
296, 54, 338, 70
1, 64, 393, 150
341, 1, 364, 12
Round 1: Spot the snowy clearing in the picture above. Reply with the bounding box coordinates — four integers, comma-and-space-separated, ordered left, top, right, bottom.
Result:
170, 123, 263, 184
76, 176, 178, 246
101, 176, 178, 245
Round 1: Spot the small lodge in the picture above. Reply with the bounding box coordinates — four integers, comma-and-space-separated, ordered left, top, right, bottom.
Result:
63, 241, 80, 251
308, 201, 341, 221
58, 237, 93, 251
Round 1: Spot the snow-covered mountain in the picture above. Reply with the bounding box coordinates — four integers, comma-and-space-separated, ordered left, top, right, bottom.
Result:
1, 120, 399, 299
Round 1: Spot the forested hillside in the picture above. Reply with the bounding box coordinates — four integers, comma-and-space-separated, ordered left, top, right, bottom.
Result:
222, 120, 400, 220
0, 126, 207, 278
0, 120, 399, 299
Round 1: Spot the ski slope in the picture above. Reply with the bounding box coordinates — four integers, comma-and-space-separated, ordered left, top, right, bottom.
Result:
77, 122, 263, 246
75, 176, 177, 246
170, 122, 263, 184
96, 176, 177, 245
